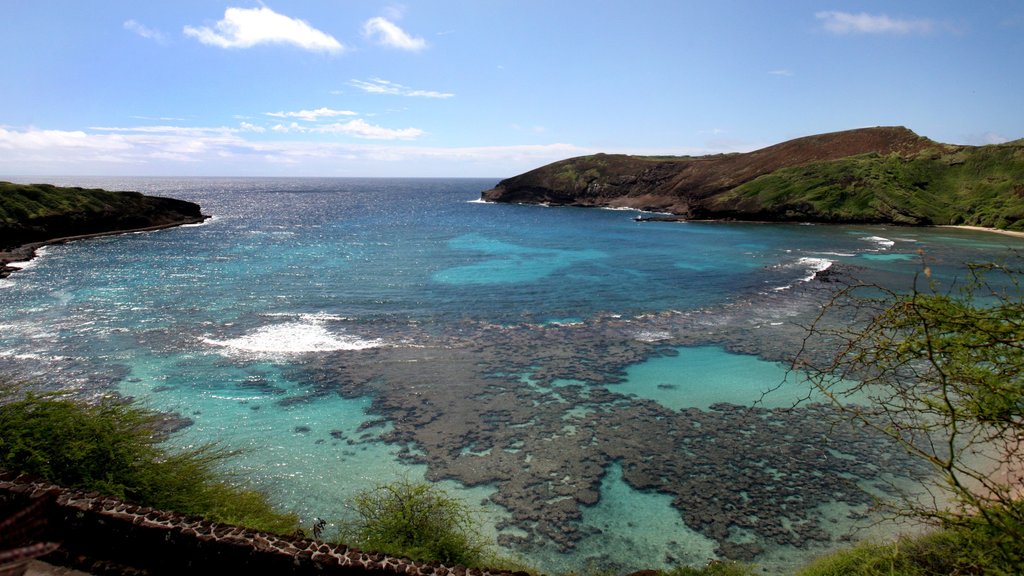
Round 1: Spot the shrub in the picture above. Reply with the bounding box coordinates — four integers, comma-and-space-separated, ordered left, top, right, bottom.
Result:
0, 387, 297, 534
338, 479, 489, 567
796, 526, 1019, 576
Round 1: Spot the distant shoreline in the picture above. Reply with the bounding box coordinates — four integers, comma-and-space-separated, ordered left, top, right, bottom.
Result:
0, 216, 208, 279
937, 225, 1024, 239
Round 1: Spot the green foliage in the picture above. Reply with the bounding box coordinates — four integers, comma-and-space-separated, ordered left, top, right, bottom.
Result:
797, 525, 1021, 576
719, 143, 1024, 228
799, 261, 1024, 573
0, 387, 298, 534
0, 182, 146, 225
337, 479, 490, 567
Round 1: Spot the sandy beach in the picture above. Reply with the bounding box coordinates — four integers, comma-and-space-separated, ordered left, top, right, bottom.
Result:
937, 225, 1024, 239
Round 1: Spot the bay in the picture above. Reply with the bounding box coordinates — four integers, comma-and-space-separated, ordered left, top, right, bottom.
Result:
2, 176, 1023, 574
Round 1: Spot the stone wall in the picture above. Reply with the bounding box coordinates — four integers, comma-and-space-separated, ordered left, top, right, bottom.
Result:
0, 473, 523, 576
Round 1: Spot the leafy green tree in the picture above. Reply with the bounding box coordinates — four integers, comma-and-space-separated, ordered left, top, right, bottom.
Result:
796, 261, 1024, 571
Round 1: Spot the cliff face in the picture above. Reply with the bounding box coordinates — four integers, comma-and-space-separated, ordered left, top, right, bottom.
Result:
481, 127, 1024, 230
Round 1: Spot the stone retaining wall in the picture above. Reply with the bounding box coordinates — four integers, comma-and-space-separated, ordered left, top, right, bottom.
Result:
0, 473, 523, 576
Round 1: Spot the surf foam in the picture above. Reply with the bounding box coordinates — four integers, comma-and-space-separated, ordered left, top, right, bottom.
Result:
860, 235, 895, 250
203, 318, 382, 355
772, 257, 833, 291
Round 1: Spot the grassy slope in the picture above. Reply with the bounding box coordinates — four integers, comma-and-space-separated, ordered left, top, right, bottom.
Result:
709, 143, 1024, 229
0, 181, 204, 249
1, 182, 151, 223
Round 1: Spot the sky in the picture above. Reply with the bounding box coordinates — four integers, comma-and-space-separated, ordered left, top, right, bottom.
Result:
1, 1, 1021, 178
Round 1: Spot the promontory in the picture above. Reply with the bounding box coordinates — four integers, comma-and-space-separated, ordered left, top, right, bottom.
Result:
1, 181, 208, 278
481, 126, 1024, 230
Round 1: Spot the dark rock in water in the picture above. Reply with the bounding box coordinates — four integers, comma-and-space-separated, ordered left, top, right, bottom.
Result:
297, 274, 931, 563
293, 426, 312, 434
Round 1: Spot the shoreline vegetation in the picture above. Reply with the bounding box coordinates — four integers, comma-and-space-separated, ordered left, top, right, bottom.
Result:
0, 181, 208, 279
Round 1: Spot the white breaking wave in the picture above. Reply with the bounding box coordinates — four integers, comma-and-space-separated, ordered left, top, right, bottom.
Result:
813, 251, 857, 257
796, 257, 834, 281
860, 235, 895, 250
772, 257, 834, 291
179, 215, 216, 228
202, 319, 382, 355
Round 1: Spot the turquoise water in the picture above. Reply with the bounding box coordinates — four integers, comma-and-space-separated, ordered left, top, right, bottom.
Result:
615, 346, 808, 410
3, 177, 1024, 573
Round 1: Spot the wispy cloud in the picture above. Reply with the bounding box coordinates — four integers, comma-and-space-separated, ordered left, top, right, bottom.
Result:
315, 119, 424, 140
362, 16, 427, 51
265, 107, 358, 121
258, 118, 424, 140
768, 69, 794, 77
349, 78, 454, 99
90, 125, 240, 137
816, 11, 935, 35
184, 7, 343, 53
0, 126, 585, 175
124, 20, 166, 44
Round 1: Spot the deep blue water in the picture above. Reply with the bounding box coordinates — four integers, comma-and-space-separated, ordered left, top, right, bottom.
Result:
3, 177, 1024, 573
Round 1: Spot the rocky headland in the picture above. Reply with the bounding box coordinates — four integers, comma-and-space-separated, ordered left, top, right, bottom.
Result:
0, 182, 208, 278
482, 126, 1024, 229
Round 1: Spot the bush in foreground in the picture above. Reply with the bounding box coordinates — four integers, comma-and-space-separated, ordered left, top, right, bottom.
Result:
796, 521, 1024, 576
338, 479, 491, 567
0, 387, 298, 534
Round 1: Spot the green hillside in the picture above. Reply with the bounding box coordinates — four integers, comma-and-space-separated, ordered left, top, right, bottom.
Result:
0, 181, 205, 249
710, 142, 1024, 229
483, 127, 1024, 230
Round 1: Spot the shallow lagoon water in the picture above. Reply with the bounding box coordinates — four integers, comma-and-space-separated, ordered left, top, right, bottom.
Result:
615, 346, 805, 410
3, 176, 1024, 573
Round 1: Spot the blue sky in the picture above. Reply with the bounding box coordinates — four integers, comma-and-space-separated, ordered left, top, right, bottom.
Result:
1, 1, 1021, 177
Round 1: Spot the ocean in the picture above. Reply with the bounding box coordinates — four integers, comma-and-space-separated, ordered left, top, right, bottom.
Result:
2, 176, 1023, 573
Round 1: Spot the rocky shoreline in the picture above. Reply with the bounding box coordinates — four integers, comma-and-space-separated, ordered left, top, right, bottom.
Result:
0, 218, 209, 279
0, 216, 207, 278
0, 182, 209, 279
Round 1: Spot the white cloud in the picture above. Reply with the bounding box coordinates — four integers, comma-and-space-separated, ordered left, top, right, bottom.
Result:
362, 16, 427, 51
0, 126, 589, 176
271, 123, 307, 134
768, 69, 794, 77
90, 125, 240, 137
184, 7, 343, 53
124, 20, 166, 43
314, 119, 424, 140
816, 11, 935, 35
348, 78, 454, 99
265, 107, 359, 121
239, 122, 265, 133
